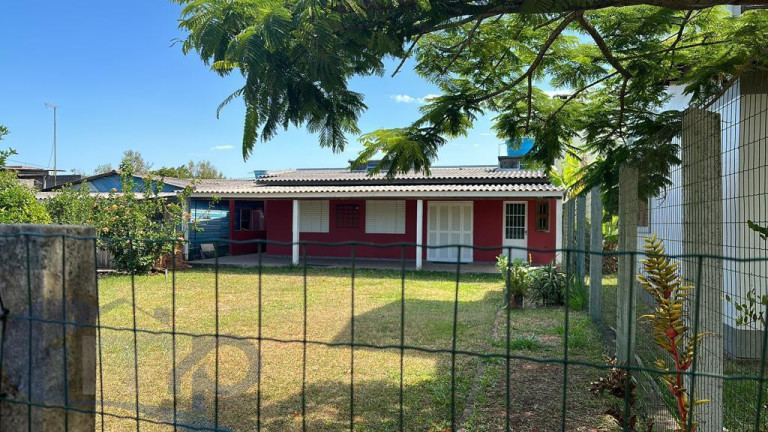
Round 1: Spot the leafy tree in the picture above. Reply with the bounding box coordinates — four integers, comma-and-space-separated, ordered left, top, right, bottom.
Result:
0, 170, 51, 224
175, 0, 767, 213
120, 150, 152, 174
45, 184, 97, 225
0, 125, 15, 166
92, 160, 191, 273
153, 160, 225, 179
93, 163, 114, 175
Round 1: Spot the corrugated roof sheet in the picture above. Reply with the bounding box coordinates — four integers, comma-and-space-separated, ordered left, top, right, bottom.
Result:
191, 182, 560, 195
257, 166, 545, 182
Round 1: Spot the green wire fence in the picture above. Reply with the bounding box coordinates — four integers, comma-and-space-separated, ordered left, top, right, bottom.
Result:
0, 232, 767, 431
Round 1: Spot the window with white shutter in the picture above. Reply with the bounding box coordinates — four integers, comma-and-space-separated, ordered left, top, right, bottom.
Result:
365, 200, 406, 234
299, 200, 329, 233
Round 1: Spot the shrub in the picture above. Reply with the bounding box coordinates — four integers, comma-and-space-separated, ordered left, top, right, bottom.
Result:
497, 255, 531, 297
529, 263, 565, 306
566, 277, 589, 311
0, 170, 50, 224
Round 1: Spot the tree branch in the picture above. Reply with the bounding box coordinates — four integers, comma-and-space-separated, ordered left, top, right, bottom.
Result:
469, 12, 579, 104
391, 34, 422, 77
577, 14, 631, 78
616, 39, 727, 61
544, 71, 619, 124
441, 17, 485, 74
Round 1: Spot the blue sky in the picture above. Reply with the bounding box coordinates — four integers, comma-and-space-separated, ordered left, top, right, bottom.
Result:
1, 1, 510, 178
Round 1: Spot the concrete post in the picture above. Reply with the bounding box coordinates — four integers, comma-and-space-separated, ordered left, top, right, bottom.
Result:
682, 108, 723, 432
416, 200, 423, 270
564, 199, 575, 273
555, 198, 563, 265
0, 224, 97, 431
589, 187, 603, 323
575, 195, 587, 282
616, 165, 638, 364
292, 200, 300, 265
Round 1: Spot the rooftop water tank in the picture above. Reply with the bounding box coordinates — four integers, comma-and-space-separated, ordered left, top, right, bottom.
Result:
506, 137, 535, 157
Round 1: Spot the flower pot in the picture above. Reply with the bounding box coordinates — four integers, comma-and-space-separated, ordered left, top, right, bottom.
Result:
509, 294, 525, 309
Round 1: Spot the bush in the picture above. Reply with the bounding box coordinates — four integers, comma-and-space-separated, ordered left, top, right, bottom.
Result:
496, 255, 531, 297
565, 277, 589, 311
529, 263, 565, 306
0, 170, 50, 224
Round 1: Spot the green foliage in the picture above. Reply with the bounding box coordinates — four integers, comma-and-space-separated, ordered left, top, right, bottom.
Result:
45, 185, 97, 225
565, 277, 589, 311
748, 220, 768, 240
93, 162, 191, 273
497, 255, 531, 297
175, 1, 767, 213
0, 170, 51, 224
529, 262, 566, 305
726, 289, 768, 327
638, 235, 708, 430
93, 163, 114, 175
120, 150, 152, 174
152, 160, 225, 179
508, 335, 543, 351
0, 125, 15, 166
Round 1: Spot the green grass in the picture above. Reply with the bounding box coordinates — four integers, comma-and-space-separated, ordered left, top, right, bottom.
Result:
95, 266, 504, 431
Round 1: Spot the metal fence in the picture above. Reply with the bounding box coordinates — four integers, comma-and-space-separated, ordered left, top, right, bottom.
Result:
1, 230, 767, 431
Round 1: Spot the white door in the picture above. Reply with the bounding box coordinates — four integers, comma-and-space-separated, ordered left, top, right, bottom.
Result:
427, 201, 473, 263
503, 202, 528, 261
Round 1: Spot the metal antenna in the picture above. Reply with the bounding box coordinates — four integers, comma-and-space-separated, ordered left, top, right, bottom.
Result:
45, 103, 58, 187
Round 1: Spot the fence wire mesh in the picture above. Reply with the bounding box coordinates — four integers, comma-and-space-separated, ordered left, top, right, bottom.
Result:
0, 232, 767, 431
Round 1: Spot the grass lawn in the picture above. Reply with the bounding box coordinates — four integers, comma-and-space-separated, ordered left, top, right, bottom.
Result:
461, 308, 618, 432
95, 266, 505, 431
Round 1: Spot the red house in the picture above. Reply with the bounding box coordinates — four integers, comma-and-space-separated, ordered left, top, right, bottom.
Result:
187, 157, 563, 268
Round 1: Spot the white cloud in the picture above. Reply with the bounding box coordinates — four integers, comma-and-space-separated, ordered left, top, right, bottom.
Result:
211, 145, 234, 151
479, 132, 495, 136
390, 93, 440, 104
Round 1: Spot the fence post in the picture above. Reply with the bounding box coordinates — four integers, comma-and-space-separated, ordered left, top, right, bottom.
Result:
0, 224, 98, 431
565, 199, 575, 273
616, 165, 638, 363
576, 195, 587, 282
682, 108, 723, 432
589, 187, 603, 323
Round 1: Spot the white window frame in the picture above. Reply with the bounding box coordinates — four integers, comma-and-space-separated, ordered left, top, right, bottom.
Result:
299, 200, 329, 233
365, 200, 406, 234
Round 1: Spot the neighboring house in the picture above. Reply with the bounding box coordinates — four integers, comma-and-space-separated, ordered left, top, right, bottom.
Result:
41, 170, 191, 193
637, 71, 768, 358
186, 154, 564, 268
1, 165, 81, 190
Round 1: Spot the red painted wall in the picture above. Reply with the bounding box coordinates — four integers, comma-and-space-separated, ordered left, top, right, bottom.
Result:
261, 198, 557, 264
526, 198, 557, 265
265, 199, 418, 259
228, 200, 267, 255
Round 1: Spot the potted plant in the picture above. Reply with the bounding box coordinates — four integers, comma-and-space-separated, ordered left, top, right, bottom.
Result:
497, 255, 531, 308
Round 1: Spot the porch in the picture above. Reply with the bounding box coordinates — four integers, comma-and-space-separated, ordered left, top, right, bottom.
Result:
188, 253, 500, 274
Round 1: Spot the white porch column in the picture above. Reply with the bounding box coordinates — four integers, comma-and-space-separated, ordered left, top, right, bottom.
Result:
555, 197, 563, 265
416, 199, 424, 270
292, 199, 300, 265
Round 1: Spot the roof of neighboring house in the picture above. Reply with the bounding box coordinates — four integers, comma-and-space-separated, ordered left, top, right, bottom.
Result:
36, 191, 178, 201
42, 170, 192, 192
189, 166, 562, 198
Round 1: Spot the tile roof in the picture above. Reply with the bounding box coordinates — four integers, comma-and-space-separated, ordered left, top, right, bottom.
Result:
191, 182, 560, 195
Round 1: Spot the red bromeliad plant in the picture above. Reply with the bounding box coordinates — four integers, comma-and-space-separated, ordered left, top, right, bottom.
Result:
638, 235, 708, 431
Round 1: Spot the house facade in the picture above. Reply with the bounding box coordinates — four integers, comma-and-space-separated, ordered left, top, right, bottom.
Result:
187, 159, 563, 268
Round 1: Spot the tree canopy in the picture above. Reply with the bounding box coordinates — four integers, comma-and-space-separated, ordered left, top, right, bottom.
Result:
153, 160, 226, 179
174, 0, 768, 212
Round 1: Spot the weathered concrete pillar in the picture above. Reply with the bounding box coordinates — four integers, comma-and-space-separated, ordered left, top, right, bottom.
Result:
0, 224, 97, 431
682, 108, 723, 432
564, 199, 575, 273
589, 187, 603, 323
616, 166, 638, 363
575, 195, 587, 281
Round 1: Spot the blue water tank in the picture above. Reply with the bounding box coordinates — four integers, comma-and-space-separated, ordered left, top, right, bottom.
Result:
253, 170, 267, 179
506, 137, 535, 157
